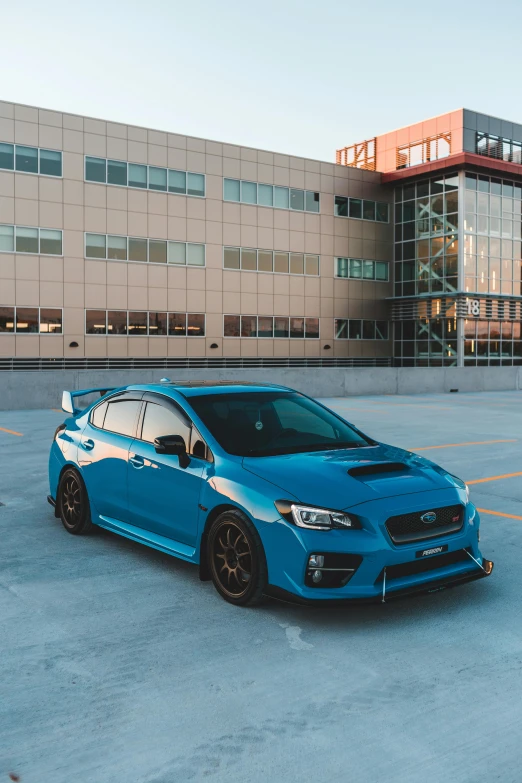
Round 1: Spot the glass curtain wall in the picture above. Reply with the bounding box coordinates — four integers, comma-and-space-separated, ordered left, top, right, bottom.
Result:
394, 171, 522, 366
394, 174, 460, 366
463, 173, 522, 365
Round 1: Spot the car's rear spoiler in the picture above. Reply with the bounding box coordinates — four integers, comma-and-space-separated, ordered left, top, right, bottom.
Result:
62, 387, 117, 415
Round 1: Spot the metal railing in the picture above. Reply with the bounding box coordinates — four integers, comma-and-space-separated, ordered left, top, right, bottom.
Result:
0, 356, 392, 372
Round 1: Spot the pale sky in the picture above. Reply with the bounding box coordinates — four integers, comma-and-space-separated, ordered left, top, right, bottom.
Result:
2, 0, 522, 162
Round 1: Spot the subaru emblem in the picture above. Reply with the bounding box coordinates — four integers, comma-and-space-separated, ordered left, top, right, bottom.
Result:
421, 511, 437, 524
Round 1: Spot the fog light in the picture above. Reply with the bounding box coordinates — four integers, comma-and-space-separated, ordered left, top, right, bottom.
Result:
312, 569, 322, 583
308, 555, 324, 568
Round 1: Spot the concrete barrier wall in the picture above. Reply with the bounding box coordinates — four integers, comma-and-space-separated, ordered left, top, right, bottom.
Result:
0, 367, 521, 410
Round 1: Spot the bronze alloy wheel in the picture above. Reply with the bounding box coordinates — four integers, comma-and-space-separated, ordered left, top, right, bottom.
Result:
57, 468, 93, 535
61, 473, 82, 529
212, 520, 252, 598
207, 511, 267, 606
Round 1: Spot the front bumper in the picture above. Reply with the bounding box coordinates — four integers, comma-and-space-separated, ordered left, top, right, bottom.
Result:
258, 489, 492, 603
265, 558, 494, 606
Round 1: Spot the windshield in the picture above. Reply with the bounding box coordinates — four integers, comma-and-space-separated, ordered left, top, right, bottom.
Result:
188, 392, 373, 457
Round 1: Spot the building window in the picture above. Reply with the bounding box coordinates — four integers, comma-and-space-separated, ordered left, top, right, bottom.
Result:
84, 156, 205, 197
129, 163, 147, 189
128, 311, 148, 335
224, 315, 319, 338
461, 172, 522, 298
0, 306, 62, 334
86, 310, 107, 334
149, 312, 168, 336
39, 229, 63, 256
85, 156, 106, 183
0, 225, 63, 256
86, 310, 205, 336
85, 233, 106, 259
334, 197, 389, 222
16, 227, 39, 254
0, 143, 14, 171
187, 313, 205, 336
394, 315, 459, 368
39, 150, 62, 177
129, 237, 147, 262
0, 144, 62, 177
107, 160, 128, 187
84, 233, 205, 266
334, 319, 389, 340
148, 240, 167, 264
394, 174, 460, 297
107, 235, 127, 260
336, 258, 389, 281
223, 246, 319, 276
107, 311, 128, 335
187, 173, 205, 197
39, 308, 63, 334
224, 179, 320, 213
169, 312, 187, 336
0, 225, 14, 252
0, 306, 14, 332
16, 307, 39, 332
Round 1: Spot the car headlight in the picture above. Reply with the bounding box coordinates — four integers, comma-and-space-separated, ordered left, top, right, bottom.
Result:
274, 500, 361, 530
448, 473, 469, 502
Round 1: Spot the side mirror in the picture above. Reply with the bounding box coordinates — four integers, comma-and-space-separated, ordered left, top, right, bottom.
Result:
154, 434, 190, 468
62, 390, 74, 414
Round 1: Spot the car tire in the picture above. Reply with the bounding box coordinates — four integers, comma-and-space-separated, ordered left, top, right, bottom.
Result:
207, 510, 267, 607
57, 468, 93, 535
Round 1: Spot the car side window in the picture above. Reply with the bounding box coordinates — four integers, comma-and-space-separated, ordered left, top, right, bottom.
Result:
190, 425, 211, 461
91, 401, 108, 429
141, 402, 191, 448
102, 400, 142, 437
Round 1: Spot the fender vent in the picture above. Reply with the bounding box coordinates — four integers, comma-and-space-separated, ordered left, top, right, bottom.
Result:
348, 462, 408, 478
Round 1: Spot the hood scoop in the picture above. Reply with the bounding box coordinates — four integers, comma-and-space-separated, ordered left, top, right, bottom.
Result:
348, 462, 409, 478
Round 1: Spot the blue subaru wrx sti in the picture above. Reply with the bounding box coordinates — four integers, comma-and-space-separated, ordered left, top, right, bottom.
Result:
48, 381, 493, 607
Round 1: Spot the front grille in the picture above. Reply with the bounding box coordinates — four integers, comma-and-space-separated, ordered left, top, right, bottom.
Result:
385, 504, 464, 544
376, 549, 471, 583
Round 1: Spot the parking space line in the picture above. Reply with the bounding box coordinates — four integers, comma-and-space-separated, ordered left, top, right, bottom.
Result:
477, 508, 522, 521
411, 439, 517, 451
366, 403, 452, 409
468, 472, 522, 485
331, 408, 389, 413
0, 426, 23, 437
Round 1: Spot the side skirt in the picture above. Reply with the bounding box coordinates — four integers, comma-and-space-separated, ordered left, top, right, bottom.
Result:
96, 515, 198, 564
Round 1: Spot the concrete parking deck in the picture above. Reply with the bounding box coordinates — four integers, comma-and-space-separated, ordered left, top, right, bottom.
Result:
1, 391, 521, 782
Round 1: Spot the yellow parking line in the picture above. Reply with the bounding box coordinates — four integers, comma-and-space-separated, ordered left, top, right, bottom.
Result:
477, 508, 522, 521
0, 426, 23, 437
367, 403, 452, 409
411, 439, 517, 451
468, 472, 522, 485
51, 409, 62, 413
332, 408, 389, 413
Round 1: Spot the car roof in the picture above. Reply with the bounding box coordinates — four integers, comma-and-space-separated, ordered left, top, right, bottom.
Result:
126, 380, 294, 398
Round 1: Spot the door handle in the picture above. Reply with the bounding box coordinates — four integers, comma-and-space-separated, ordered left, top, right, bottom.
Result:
82, 438, 95, 451
129, 454, 145, 469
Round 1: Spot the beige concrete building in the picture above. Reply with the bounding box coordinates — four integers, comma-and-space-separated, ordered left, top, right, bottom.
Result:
0, 101, 393, 367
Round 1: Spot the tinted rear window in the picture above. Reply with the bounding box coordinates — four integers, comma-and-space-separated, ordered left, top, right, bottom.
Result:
102, 400, 141, 437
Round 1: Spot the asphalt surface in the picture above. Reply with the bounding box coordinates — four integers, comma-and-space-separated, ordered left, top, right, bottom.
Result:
1, 391, 522, 783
